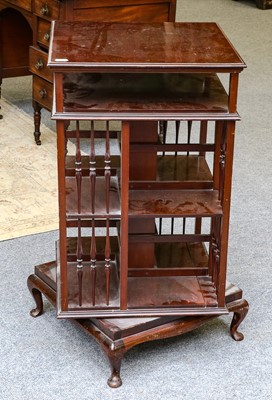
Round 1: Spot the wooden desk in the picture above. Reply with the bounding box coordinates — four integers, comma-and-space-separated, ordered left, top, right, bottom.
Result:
0, 0, 176, 141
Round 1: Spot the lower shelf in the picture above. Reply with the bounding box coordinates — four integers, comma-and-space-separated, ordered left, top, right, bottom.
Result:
56, 237, 222, 318
28, 260, 249, 388
64, 262, 217, 310
127, 275, 217, 307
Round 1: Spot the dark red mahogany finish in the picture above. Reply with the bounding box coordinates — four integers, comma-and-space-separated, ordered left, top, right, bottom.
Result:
48, 22, 244, 71
28, 20, 248, 387
0, 0, 176, 140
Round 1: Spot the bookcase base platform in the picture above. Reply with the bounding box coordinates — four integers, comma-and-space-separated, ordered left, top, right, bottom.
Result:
27, 261, 249, 388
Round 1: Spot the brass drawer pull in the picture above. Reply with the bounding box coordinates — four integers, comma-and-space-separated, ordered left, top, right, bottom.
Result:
39, 89, 47, 99
40, 4, 49, 16
35, 59, 44, 70
44, 32, 50, 41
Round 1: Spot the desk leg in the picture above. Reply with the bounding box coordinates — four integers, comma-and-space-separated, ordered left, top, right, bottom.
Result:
0, 81, 3, 119
33, 102, 42, 145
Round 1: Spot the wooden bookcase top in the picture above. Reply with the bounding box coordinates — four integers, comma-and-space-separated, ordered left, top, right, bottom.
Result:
48, 21, 246, 72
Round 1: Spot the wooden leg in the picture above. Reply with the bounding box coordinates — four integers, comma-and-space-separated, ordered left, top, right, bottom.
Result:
0, 82, 3, 119
106, 348, 126, 388
27, 275, 44, 317
227, 298, 249, 341
33, 102, 42, 145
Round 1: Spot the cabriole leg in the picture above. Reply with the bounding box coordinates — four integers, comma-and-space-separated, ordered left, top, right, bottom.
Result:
106, 349, 126, 388
27, 275, 44, 317
228, 298, 249, 341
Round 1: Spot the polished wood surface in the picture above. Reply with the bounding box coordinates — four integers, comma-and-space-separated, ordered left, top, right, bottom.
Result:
49, 22, 245, 71
0, 0, 176, 140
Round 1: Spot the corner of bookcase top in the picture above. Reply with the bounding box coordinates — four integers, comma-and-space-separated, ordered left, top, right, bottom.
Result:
214, 22, 247, 70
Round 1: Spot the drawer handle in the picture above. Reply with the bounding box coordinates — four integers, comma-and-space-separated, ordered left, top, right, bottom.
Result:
44, 32, 50, 41
35, 59, 44, 70
40, 4, 49, 16
39, 89, 47, 99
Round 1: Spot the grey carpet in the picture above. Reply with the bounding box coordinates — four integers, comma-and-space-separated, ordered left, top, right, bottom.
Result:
1, 0, 272, 398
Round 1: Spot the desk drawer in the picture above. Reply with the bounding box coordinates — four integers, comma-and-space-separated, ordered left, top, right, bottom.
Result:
33, 76, 52, 110
72, 1, 170, 22
37, 18, 51, 48
34, 0, 60, 20
29, 47, 52, 82
6, 0, 31, 12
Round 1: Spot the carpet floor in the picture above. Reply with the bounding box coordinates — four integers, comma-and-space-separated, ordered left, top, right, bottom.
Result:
0, 98, 58, 240
0, 0, 272, 399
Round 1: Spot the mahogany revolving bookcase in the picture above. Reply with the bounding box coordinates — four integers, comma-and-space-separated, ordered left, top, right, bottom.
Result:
27, 21, 249, 387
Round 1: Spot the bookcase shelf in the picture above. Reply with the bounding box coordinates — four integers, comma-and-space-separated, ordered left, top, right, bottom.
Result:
129, 189, 222, 217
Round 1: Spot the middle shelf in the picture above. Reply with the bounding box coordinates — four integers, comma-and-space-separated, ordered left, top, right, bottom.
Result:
65, 175, 221, 219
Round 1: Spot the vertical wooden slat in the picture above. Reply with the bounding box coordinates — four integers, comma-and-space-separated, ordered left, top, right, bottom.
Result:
55, 70, 67, 310
56, 119, 68, 311
217, 120, 236, 306
210, 121, 223, 279
195, 120, 208, 234
159, 218, 163, 235
104, 121, 111, 305
54, 73, 64, 113
186, 120, 192, 156
90, 120, 97, 306
199, 120, 208, 157
120, 121, 130, 310
228, 73, 239, 113
169, 120, 181, 235
212, 216, 221, 290
213, 121, 223, 191
219, 123, 227, 202
171, 218, 175, 235
75, 120, 83, 306
161, 120, 167, 156
208, 222, 215, 277
174, 120, 180, 156
183, 120, 193, 234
